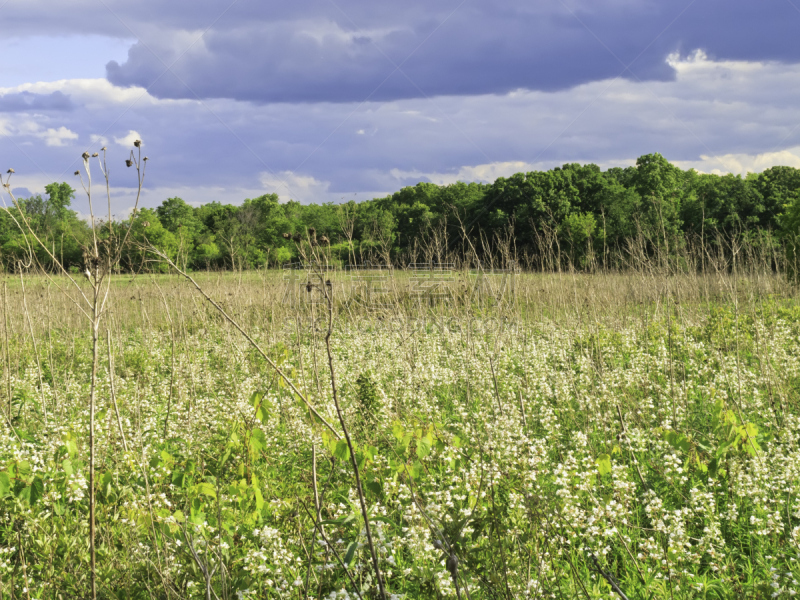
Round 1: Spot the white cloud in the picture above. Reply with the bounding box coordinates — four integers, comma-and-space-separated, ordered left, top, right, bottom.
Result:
391, 161, 545, 185
673, 146, 800, 175
90, 134, 109, 147
259, 171, 330, 203
113, 130, 142, 147
0, 79, 151, 108
41, 126, 78, 146
0, 117, 78, 147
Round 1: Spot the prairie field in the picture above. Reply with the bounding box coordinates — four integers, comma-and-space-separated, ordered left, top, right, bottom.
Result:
1, 264, 800, 600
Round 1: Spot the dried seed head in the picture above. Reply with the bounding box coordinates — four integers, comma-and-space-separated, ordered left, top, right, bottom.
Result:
319, 235, 330, 245
74, 171, 80, 176
143, 156, 148, 161
308, 227, 316, 235
125, 159, 133, 167
282, 232, 291, 239
143, 221, 150, 227
292, 233, 302, 243
101, 146, 107, 151
91, 152, 99, 157
133, 139, 141, 147
446, 553, 459, 576
82, 151, 90, 160
6, 168, 14, 174
306, 282, 313, 292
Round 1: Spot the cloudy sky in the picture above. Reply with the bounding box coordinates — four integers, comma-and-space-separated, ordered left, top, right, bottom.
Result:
2, 0, 800, 216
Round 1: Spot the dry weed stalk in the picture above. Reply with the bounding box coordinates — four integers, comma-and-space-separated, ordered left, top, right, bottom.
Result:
2, 144, 146, 599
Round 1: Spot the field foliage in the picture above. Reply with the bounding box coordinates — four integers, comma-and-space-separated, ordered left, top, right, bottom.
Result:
0, 263, 799, 599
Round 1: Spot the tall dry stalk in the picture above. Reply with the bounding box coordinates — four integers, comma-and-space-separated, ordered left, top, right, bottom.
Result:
301, 235, 388, 600
2, 144, 146, 599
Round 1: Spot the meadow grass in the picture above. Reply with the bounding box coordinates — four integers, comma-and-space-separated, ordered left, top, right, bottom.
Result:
1, 266, 799, 599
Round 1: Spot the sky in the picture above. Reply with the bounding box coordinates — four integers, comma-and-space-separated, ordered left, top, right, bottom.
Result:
1, 0, 800, 218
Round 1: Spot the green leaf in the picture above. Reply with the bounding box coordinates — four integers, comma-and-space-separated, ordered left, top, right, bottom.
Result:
0, 472, 9, 497
333, 440, 350, 461
365, 481, 382, 497
172, 469, 187, 488
416, 433, 433, 459
96, 408, 108, 422
102, 472, 114, 498
65, 439, 78, 458
743, 422, 759, 438
249, 428, 267, 455
389, 457, 405, 474
17, 485, 31, 504
356, 451, 368, 471
741, 423, 761, 455
392, 421, 404, 441
253, 485, 264, 511
18, 477, 42, 506
255, 405, 269, 424
410, 461, 424, 479
663, 430, 692, 453
16, 460, 32, 479
194, 482, 217, 499
364, 445, 378, 461
596, 454, 612, 476
62, 459, 74, 477
344, 541, 358, 566
218, 448, 232, 471
320, 513, 357, 527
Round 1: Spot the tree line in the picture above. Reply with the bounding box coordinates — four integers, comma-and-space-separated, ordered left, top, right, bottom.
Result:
2, 153, 800, 272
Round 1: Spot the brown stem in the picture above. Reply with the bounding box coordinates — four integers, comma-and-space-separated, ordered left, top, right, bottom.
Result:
89, 297, 99, 600
322, 280, 387, 599
146, 250, 341, 440
3, 281, 11, 418
107, 329, 128, 452
19, 271, 47, 422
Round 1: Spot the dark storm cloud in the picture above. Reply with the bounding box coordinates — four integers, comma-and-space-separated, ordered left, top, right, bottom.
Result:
0, 91, 74, 112
98, 0, 800, 103
3, 0, 798, 103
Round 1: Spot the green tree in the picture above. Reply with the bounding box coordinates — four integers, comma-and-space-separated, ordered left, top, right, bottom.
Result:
630, 153, 684, 250
750, 166, 800, 230
780, 191, 800, 281
121, 208, 178, 272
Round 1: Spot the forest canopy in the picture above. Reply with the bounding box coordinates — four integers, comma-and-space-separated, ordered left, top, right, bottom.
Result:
2, 153, 800, 272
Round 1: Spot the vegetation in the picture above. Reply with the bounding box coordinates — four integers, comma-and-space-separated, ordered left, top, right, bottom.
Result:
2, 153, 800, 272
1, 151, 800, 599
